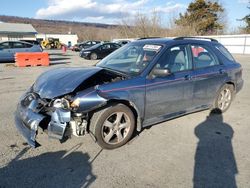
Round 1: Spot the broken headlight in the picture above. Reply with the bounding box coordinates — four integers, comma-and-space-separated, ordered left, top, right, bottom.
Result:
53, 98, 70, 109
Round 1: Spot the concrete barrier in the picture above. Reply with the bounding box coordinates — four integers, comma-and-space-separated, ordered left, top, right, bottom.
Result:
15, 52, 50, 67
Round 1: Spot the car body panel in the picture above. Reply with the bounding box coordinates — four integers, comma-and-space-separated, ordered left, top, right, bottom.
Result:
145, 70, 195, 124
72, 88, 108, 113
15, 99, 45, 148
192, 65, 227, 108
33, 67, 103, 98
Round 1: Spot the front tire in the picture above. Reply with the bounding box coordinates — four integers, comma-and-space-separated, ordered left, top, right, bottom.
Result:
90, 104, 135, 149
90, 53, 98, 60
213, 84, 234, 113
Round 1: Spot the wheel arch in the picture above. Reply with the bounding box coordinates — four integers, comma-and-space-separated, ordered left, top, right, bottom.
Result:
88, 99, 142, 133
215, 80, 236, 98
225, 81, 235, 91
213, 81, 235, 113
107, 99, 142, 132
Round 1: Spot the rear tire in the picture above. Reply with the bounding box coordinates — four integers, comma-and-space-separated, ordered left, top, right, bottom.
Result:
90, 104, 135, 149
213, 84, 234, 113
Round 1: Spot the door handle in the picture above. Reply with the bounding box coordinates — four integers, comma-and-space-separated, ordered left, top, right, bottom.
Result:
184, 75, 192, 80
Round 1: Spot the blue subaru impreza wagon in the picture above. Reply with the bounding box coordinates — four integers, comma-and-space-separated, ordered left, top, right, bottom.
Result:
15, 37, 243, 149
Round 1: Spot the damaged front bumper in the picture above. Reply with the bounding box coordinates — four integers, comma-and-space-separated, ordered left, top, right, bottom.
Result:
15, 92, 71, 148
15, 102, 45, 148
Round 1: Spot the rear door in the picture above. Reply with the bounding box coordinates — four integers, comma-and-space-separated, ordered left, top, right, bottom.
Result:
191, 44, 227, 108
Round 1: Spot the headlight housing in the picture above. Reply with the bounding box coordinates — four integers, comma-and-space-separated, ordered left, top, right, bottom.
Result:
53, 98, 70, 109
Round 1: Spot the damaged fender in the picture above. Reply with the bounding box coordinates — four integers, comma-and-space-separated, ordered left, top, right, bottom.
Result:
72, 88, 108, 113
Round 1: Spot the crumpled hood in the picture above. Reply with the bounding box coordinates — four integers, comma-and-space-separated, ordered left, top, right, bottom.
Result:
33, 67, 103, 99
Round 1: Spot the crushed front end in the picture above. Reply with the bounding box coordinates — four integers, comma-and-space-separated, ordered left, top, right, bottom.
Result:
15, 91, 47, 147
14, 67, 125, 148
15, 87, 109, 148
15, 90, 88, 148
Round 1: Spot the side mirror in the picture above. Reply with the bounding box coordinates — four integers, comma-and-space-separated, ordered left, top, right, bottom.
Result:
152, 68, 171, 77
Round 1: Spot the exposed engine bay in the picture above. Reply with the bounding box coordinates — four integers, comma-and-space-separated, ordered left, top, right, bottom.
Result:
73, 69, 125, 93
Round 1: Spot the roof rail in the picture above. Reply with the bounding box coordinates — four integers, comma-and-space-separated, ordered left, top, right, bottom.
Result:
174, 37, 218, 42
138, 37, 162, 40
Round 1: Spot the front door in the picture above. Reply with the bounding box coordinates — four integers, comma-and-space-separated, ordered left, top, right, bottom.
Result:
144, 45, 194, 124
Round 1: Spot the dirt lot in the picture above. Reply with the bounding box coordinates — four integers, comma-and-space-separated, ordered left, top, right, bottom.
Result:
0, 50, 249, 188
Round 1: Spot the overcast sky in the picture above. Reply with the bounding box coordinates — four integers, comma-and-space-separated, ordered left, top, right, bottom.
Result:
0, 0, 249, 30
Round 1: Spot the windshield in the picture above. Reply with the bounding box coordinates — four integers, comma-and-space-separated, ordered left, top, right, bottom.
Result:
96, 43, 162, 76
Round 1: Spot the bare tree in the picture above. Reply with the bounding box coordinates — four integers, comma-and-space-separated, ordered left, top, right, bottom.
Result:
116, 11, 166, 38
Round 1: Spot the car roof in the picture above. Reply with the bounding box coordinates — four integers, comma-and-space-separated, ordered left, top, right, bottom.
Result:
103, 42, 118, 44
0, 40, 34, 45
132, 37, 219, 46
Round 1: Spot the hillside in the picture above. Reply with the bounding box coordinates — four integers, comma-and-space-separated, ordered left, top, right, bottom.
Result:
0, 15, 120, 41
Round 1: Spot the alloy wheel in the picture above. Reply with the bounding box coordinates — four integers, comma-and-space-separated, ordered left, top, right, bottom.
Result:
101, 112, 131, 145
218, 88, 232, 111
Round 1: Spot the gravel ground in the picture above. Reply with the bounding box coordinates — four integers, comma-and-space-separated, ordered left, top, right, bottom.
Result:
0, 50, 249, 188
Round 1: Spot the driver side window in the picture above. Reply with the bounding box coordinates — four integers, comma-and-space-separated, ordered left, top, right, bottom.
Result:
156, 45, 191, 73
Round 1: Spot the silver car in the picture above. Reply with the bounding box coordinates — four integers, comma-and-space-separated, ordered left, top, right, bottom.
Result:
0, 41, 43, 62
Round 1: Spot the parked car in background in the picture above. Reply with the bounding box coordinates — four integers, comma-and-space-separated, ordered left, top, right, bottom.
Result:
15, 37, 243, 150
80, 42, 121, 60
0, 41, 43, 62
72, 40, 101, 52
113, 39, 132, 46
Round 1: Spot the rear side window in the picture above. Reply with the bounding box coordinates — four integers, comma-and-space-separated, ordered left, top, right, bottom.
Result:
191, 45, 219, 68
215, 45, 235, 62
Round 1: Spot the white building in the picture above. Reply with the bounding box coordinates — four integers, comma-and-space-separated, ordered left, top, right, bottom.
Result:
36, 33, 78, 46
0, 23, 37, 41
